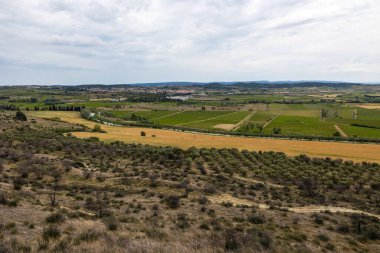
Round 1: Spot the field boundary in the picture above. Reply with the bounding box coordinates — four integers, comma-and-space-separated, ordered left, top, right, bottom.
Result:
28, 111, 380, 145
335, 124, 348, 137
232, 111, 256, 131
27, 111, 380, 162
263, 111, 282, 129
176, 111, 237, 126
152, 111, 182, 120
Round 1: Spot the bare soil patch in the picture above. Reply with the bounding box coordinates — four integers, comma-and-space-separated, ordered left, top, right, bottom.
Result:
334, 124, 348, 137
213, 124, 235, 130
357, 104, 380, 109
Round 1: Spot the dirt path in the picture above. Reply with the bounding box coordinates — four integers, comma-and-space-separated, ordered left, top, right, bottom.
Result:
263, 111, 282, 129
60, 205, 96, 217
152, 111, 183, 120
176, 111, 238, 126
209, 194, 380, 219
234, 175, 283, 188
335, 124, 348, 137
232, 111, 256, 131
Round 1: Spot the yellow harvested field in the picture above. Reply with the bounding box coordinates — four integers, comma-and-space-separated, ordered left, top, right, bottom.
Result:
28, 111, 380, 163
357, 103, 380, 109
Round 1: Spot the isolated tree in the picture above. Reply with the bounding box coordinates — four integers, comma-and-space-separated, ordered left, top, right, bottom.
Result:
333, 131, 341, 137
85, 190, 109, 218
13, 177, 23, 190
350, 214, 367, 234
299, 177, 318, 197
149, 173, 160, 187
50, 169, 62, 207
82, 169, 93, 179
166, 195, 180, 209
92, 124, 105, 133
257, 124, 264, 133
95, 190, 108, 218
180, 178, 192, 197
14, 111, 27, 121
353, 181, 364, 193
321, 109, 328, 120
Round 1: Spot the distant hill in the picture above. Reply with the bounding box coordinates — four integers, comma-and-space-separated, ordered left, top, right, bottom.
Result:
51, 81, 379, 90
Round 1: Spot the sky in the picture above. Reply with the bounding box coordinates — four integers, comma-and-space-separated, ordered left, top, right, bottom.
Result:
0, 0, 379, 85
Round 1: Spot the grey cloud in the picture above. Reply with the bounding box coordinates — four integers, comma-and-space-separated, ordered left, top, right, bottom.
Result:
0, 0, 379, 84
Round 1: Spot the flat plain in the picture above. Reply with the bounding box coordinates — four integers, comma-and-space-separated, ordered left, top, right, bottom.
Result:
28, 111, 380, 163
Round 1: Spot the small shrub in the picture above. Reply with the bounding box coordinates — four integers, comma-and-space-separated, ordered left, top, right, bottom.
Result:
224, 228, 242, 250
317, 233, 329, 242
198, 196, 208, 205
246, 228, 273, 250
13, 177, 23, 190
74, 229, 101, 244
166, 195, 180, 209
144, 228, 167, 241
176, 213, 191, 229
336, 224, 349, 233
15, 111, 27, 121
313, 214, 325, 225
43, 225, 61, 240
248, 213, 266, 224
203, 183, 216, 194
92, 124, 106, 133
45, 212, 65, 224
199, 223, 209, 230
286, 231, 308, 242
53, 239, 70, 252
325, 243, 335, 251
102, 216, 119, 231
0, 193, 7, 205
5, 222, 16, 230
221, 202, 233, 207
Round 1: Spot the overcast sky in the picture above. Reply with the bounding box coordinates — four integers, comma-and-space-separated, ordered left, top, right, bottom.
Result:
0, 0, 379, 85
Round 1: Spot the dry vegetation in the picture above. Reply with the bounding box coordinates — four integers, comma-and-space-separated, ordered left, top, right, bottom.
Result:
0, 111, 379, 252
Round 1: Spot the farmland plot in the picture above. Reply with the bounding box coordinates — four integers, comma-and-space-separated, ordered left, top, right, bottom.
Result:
182, 111, 251, 130
265, 115, 336, 136
158, 110, 232, 126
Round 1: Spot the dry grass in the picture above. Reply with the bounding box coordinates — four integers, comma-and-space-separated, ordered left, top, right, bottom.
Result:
208, 194, 380, 219
356, 103, 380, 109
28, 111, 380, 163
212, 124, 235, 130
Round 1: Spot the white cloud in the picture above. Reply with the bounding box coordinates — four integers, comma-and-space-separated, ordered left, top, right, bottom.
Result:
0, 0, 379, 84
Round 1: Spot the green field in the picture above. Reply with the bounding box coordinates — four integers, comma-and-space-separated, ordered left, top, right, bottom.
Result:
157, 111, 232, 126
104, 105, 380, 139
111, 110, 177, 120
2, 84, 380, 140
264, 115, 336, 136
249, 110, 280, 125
182, 111, 250, 129
340, 124, 380, 139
